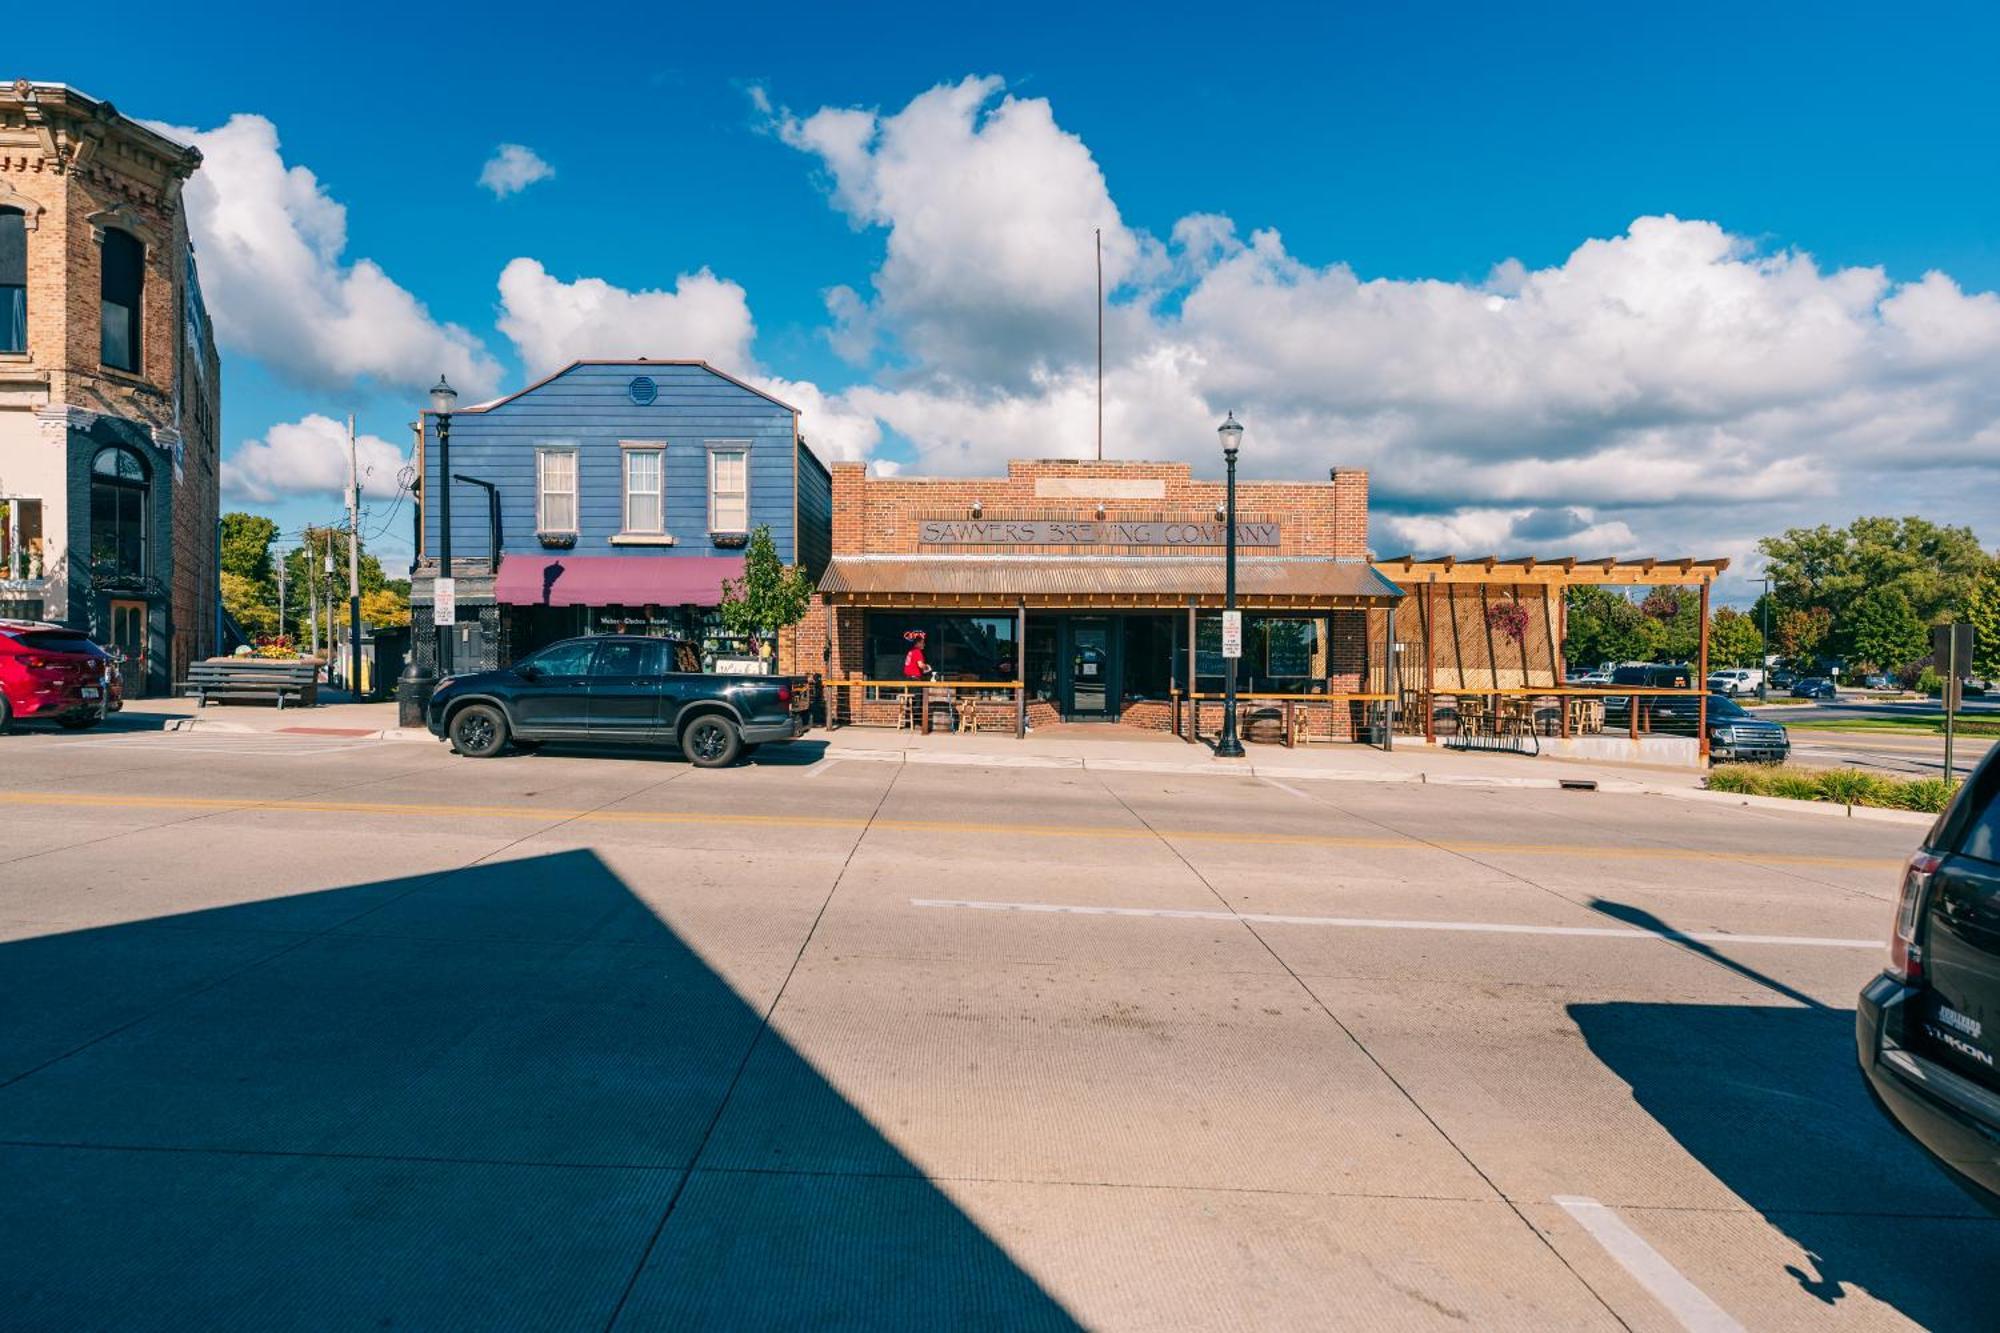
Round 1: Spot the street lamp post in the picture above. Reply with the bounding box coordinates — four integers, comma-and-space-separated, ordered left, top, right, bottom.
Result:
1755, 575, 1774, 701
1215, 412, 1246, 759
430, 376, 456, 678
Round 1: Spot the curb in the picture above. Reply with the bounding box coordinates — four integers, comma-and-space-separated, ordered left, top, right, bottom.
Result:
1642, 784, 1936, 826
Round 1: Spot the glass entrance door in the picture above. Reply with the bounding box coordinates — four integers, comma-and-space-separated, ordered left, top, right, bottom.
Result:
1067, 617, 1116, 719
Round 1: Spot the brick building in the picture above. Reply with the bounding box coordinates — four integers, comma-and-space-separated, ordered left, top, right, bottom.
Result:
807, 458, 1402, 737
0, 80, 220, 694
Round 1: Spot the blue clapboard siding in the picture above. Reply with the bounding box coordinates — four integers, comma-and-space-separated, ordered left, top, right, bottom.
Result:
795, 439, 833, 578
422, 362, 813, 568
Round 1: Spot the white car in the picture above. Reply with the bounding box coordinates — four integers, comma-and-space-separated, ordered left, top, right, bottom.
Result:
1706, 668, 1761, 697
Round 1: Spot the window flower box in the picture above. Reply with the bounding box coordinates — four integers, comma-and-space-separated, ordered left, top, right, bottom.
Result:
538, 531, 577, 549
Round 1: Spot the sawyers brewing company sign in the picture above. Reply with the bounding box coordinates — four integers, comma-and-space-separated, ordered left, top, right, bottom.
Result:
918, 519, 1280, 548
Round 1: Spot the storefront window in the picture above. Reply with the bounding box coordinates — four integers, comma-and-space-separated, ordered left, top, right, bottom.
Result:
2, 498, 45, 579
865, 613, 1018, 687
1196, 613, 1330, 694
1120, 616, 1178, 701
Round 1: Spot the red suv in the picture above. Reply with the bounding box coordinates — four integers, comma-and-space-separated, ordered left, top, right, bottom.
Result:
0, 620, 116, 732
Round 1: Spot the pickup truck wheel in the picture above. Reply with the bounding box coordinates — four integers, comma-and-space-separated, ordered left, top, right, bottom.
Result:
450, 703, 509, 758
681, 715, 742, 768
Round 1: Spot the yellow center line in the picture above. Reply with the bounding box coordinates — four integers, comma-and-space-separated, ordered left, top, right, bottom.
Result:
0, 789, 1903, 870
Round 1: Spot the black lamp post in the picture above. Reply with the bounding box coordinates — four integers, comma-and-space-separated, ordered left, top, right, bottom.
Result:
398, 377, 455, 728
1215, 411, 1246, 759
430, 375, 456, 677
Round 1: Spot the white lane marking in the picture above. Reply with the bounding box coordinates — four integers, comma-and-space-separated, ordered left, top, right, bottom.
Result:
1554, 1196, 1744, 1332
909, 898, 1880, 949
1262, 778, 1312, 800
803, 759, 839, 779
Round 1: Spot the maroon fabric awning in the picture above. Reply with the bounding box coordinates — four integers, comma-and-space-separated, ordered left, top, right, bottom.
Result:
493, 554, 744, 608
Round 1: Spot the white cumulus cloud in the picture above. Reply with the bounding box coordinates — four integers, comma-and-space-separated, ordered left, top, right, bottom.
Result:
154, 114, 501, 396
223, 414, 410, 505
478, 143, 554, 198
496, 258, 758, 376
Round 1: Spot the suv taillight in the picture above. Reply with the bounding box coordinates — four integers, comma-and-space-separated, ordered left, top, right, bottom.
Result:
1889, 850, 1943, 984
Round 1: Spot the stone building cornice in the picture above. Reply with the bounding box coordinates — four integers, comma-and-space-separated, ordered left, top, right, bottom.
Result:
0, 79, 201, 182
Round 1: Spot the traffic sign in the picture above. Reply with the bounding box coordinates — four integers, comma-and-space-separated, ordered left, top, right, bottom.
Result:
1221, 610, 1242, 659
434, 577, 457, 627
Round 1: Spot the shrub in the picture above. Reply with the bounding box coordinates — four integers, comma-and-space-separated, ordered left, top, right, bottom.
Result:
1916, 666, 1943, 696
1705, 763, 1955, 812
1892, 779, 1954, 814
1768, 771, 1827, 802
1815, 768, 1888, 806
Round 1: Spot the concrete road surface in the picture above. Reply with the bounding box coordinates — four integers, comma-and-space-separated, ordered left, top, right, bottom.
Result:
0, 726, 1991, 1330
1788, 728, 1995, 780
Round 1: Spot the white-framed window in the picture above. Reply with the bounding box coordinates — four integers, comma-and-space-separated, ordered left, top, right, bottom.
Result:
1, 497, 46, 580
622, 446, 664, 533
708, 446, 748, 532
536, 448, 578, 533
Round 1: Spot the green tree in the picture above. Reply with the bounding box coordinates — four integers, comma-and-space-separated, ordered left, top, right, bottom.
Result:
281, 527, 398, 646
718, 526, 814, 642
1563, 587, 1662, 666
1759, 516, 1994, 655
1966, 574, 2000, 682
220, 571, 278, 640
220, 512, 279, 585
1708, 606, 1764, 668
1845, 586, 1928, 672
1774, 606, 1833, 664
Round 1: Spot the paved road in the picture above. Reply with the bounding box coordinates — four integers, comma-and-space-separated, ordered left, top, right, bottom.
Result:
0, 727, 1991, 1330
1788, 729, 1995, 780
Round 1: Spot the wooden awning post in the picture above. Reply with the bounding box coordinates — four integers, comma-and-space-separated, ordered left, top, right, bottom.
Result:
1698, 579, 1711, 763
1424, 579, 1438, 745
1383, 596, 1397, 752
1186, 598, 1198, 744
1016, 601, 1027, 739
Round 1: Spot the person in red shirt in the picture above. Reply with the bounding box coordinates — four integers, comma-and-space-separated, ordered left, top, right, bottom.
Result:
902, 630, 930, 680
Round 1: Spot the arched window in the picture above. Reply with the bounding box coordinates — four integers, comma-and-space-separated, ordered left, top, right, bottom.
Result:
100, 227, 143, 372
0, 207, 24, 355
90, 447, 148, 577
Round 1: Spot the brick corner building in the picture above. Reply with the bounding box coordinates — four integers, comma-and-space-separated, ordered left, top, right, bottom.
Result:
0, 80, 221, 694
807, 457, 1401, 739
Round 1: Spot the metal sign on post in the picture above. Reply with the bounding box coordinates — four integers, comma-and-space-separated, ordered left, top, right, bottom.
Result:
434, 577, 457, 628
1221, 610, 1243, 659
1935, 623, 1974, 785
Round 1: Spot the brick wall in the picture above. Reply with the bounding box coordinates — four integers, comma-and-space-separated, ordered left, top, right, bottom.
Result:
827, 458, 1368, 559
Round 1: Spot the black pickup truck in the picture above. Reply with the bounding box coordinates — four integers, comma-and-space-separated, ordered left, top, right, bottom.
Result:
426, 635, 811, 767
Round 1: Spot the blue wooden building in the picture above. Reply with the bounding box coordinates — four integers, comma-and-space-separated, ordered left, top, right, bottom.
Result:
411, 360, 832, 675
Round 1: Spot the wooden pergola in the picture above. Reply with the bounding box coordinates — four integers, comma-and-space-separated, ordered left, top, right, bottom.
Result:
1370, 555, 1731, 758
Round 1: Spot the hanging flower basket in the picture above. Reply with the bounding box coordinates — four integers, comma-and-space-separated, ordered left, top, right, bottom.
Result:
1486, 600, 1530, 645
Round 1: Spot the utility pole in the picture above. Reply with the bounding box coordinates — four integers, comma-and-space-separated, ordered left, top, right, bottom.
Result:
277, 555, 288, 647
1755, 575, 1774, 701
347, 413, 363, 696
306, 529, 319, 660
1095, 227, 1104, 461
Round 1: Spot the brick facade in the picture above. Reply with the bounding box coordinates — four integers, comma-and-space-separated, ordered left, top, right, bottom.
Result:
0, 81, 219, 694
819, 458, 1387, 739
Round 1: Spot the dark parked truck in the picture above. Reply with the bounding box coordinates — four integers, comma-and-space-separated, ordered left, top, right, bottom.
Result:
426, 635, 811, 767
1858, 744, 2000, 1213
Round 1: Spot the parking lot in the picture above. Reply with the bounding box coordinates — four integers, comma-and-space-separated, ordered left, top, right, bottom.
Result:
1, 727, 1993, 1330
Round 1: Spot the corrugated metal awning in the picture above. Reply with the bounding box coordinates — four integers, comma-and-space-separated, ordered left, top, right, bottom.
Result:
819, 557, 1403, 608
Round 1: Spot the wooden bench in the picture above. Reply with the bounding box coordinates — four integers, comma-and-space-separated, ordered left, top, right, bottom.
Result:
179, 659, 322, 709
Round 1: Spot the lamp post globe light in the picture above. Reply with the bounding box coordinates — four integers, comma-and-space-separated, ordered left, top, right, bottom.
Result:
1215, 412, 1246, 759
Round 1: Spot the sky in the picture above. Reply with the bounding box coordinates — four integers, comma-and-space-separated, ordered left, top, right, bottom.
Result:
19, 1, 2000, 597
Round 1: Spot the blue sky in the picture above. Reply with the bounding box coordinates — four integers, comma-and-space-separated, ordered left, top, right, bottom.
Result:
19, 2, 2000, 589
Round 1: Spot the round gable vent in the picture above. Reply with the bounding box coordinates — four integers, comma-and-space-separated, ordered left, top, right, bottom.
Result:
628, 375, 658, 405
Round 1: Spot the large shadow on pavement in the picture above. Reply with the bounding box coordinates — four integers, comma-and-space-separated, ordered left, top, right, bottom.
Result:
1572, 901, 2000, 1331
0, 849, 1078, 1330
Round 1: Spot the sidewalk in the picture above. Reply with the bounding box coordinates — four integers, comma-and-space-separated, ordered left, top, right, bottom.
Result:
122, 698, 1711, 795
